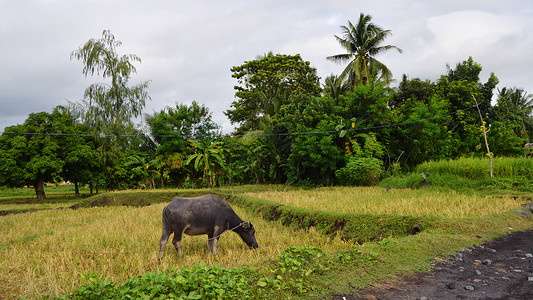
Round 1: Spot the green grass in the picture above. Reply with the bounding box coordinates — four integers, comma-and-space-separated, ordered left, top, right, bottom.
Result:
416, 156, 533, 179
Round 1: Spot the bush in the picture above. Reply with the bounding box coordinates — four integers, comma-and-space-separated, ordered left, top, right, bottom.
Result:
335, 156, 383, 186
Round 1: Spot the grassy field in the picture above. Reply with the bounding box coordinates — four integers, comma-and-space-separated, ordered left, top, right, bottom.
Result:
0, 185, 532, 299
244, 186, 524, 218
0, 191, 352, 298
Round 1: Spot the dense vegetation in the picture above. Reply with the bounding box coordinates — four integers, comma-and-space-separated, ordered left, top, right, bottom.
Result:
1, 15, 532, 199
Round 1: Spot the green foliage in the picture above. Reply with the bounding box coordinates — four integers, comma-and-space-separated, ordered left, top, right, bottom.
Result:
492, 87, 533, 140
146, 101, 219, 155
62, 264, 255, 300
258, 246, 327, 294
286, 121, 344, 185
185, 139, 226, 187
225, 52, 321, 133
336, 156, 383, 186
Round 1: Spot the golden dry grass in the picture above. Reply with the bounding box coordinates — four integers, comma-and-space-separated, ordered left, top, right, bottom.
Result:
244, 186, 524, 218
0, 203, 353, 299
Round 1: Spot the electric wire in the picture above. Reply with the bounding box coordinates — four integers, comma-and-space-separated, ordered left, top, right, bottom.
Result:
0, 103, 479, 139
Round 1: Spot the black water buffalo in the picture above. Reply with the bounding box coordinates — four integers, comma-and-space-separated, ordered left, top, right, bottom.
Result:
158, 194, 258, 260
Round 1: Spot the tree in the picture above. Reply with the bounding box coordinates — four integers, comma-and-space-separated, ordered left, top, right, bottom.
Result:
493, 87, 533, 140
70, 30, 150, 139
146, 101, 219, 154
323, 74, 349, 105
225, 52, 321, 133
0, 107, 92, 199
327, 13, 402, 89
146, 101, 219, 186
70, 30, 151, 190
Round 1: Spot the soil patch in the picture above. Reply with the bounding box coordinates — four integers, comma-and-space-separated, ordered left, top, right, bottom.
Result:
337, 228, 533, 300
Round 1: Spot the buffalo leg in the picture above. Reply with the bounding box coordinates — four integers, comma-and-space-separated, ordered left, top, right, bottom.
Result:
208, 227, 224, 256
172, 231, 184, 258
158, 225, 173, 261
207, 236, 220, 255
211, 237, 220, 256
207, 236, 214, 254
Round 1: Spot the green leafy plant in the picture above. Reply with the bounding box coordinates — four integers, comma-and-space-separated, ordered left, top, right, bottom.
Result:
62, 264, 256, 300
336, 156, 383, 186
259, 246, 327, 294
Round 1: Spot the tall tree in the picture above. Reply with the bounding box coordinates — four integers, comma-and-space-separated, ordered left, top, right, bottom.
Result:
70, 30, 151, 139
71, 30, 151, 190
494, 87, 533, 140
225, 52, 321, 133
327, 13, 402, 89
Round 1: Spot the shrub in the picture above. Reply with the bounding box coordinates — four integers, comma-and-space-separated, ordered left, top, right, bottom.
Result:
335, 156, 383, 186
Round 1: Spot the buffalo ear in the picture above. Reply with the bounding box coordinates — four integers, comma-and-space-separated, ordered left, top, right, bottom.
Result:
242, 222, 250, 230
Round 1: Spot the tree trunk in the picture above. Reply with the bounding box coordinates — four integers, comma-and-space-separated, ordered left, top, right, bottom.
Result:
89, 182, 94, 195
33, 178, 46, 199
74, 181, 80, 198
160, 169, 165, 188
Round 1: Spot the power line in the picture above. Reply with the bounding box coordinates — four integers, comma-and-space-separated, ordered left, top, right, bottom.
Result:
0, 104, 479, 139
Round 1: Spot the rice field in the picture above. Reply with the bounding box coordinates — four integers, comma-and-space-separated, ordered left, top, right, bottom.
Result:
0, 202, 353, 299
244, 186, 525, 218
0, 185, 530, 299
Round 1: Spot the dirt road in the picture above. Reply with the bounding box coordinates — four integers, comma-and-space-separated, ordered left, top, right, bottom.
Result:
336, 228, 533, 300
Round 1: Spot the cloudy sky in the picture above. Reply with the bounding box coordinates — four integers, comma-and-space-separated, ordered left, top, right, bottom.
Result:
1, 0, 532, 133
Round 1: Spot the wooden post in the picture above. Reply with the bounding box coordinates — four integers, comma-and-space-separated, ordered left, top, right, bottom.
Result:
472, 94, 493, 178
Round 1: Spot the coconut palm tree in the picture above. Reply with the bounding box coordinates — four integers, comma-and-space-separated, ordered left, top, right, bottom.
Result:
327, 13, 402, 89
497, 87, 533, 140
323, 74, 349, 105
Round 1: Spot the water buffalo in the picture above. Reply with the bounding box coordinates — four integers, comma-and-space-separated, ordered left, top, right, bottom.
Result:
158, 194, 258, 260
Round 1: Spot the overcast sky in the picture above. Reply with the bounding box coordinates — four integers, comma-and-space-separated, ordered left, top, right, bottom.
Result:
1, 0, 532, 133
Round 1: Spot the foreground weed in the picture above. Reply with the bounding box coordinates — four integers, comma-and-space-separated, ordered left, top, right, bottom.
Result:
335, 246, 378, 264
61, 264, 256, 300
258, 246, 327, 294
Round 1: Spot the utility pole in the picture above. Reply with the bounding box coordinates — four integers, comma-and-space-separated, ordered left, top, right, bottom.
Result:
472, 94, 493, 178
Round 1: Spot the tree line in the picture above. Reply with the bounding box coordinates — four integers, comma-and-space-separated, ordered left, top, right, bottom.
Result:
1, 14, 532, 199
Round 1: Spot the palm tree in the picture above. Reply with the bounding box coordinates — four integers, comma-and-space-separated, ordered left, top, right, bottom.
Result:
186, 139, 226, 187
327, 13, 402, 89
323, 74, 349, 105
497, 87, 533, 140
